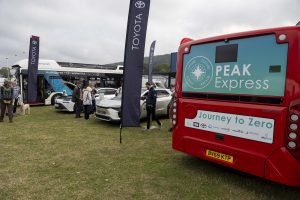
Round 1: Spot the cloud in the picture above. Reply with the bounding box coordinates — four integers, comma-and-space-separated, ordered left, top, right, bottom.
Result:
0, 0, 299, 66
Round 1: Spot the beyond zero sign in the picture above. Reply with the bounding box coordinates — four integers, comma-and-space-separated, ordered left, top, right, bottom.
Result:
185, 110, 274, 144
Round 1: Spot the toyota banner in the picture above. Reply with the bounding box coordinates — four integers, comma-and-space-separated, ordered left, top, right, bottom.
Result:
27, 35, 40, 103
121, 0, 151, 127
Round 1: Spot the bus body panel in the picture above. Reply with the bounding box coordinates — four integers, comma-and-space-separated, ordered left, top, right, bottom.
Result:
173, 26, 300, 186
173, 99, 288, 178
265, 147, 300, 186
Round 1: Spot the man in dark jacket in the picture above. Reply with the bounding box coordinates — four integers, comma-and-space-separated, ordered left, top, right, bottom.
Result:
0, 80, 14, 123
144, 82, 161, 130
72, 81, 83, 118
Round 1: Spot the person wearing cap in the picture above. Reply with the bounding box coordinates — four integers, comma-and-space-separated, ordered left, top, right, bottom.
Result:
0, 80, 14, 123
144, 82, 161, 130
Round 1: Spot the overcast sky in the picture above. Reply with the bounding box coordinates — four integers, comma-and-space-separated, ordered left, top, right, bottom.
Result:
0, 0, 299, 67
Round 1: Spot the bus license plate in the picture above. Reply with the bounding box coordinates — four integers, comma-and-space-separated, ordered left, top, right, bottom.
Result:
205, 149, 233, 164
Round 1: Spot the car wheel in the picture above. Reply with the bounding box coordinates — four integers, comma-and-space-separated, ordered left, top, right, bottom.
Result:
51, 94, 62, 105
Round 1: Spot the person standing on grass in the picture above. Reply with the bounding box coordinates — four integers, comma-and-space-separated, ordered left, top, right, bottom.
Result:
12, 79, 20, 115
143, 82, 161, 131
72, 81, 83, 118
0, 80, 14, 123
82, 84, 93, 120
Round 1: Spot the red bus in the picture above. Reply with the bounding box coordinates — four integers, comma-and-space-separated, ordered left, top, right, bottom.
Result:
172, 25, 300, 186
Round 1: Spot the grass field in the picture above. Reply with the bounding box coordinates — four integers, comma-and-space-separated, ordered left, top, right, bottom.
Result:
1, 106, 300, 200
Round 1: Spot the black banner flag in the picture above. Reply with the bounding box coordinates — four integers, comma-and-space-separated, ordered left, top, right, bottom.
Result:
27, 35, 40, 103
148, 40, 156, 83
121, 0, 151, 127
170, 52, 177, 73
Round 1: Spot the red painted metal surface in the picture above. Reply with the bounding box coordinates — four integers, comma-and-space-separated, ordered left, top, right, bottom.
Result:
172, 26, 300, 186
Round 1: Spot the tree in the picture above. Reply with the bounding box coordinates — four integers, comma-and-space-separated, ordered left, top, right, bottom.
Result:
143, 63, 171, 74
153, 63, 170, 73
0, 67, 10, 78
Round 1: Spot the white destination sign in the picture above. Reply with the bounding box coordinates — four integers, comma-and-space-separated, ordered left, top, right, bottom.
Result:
185, 110, 274, 144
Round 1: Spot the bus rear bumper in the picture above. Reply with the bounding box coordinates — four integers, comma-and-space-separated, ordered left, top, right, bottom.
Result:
173, 136, 300, 187
265, 147, 300, 187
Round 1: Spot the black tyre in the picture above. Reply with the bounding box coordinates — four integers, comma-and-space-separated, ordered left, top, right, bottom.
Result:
51, 94, 62, 105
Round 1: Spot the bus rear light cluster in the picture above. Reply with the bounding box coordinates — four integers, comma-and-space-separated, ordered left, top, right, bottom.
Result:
288, 141, 297, 149
289, 132, 297, 140
172, 100, 177, 126
290, 124, 298, 131
291, 114, 299, 121
287, 113, 299, 150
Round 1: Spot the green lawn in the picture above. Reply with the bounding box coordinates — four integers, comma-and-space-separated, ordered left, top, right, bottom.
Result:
0, 106, 300, 200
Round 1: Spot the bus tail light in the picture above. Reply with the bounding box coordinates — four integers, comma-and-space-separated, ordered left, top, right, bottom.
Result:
289, 132, 297, 140
172, 99, 177, 127
286, 111, 300, 160
288, 141, 297, 149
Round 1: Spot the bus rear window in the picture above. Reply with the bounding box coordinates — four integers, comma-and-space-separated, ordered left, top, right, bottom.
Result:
182, 34, 288, 97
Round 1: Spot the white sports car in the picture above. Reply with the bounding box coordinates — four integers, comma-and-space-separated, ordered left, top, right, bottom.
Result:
95, 88, 172, 122
54, 88, 117, 112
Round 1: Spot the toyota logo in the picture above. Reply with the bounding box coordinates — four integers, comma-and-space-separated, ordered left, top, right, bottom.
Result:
135, 1, 145, 9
